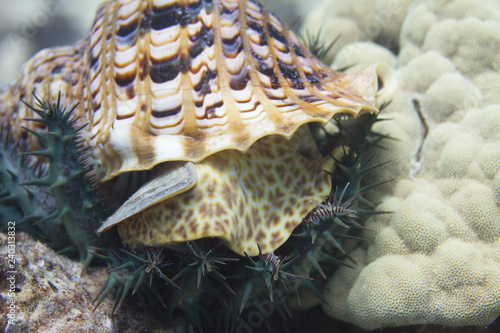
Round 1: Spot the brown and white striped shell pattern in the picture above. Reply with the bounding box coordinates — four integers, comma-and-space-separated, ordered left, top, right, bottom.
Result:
0, 0, 392, 255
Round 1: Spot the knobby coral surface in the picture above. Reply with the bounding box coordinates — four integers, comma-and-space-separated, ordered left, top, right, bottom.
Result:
306, 0, 500, 330
300, 0, 413, 65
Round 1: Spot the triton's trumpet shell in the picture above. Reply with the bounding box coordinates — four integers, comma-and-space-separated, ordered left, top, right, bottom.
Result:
0, 0, 393, 256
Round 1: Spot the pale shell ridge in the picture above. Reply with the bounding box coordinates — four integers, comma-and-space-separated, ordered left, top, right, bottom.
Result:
0, 0, 381, 183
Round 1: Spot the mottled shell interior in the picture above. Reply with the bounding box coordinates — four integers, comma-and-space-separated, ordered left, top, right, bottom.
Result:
116, 126, 341, 256
0, 0, 382, 182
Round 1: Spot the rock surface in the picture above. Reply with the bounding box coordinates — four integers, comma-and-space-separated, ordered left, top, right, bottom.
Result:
0, 232, 186, 333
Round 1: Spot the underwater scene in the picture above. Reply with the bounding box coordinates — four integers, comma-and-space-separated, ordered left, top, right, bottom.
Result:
0, 0, 499, 332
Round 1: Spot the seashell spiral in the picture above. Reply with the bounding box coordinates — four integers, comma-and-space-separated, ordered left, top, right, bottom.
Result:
0, 0, 386, 182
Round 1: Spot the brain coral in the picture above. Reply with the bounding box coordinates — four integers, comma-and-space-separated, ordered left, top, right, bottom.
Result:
309, 0, 500, 330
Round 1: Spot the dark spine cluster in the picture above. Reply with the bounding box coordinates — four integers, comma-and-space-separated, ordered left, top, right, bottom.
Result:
0, 125, 68, 250
93, 111, 391, 332
1, 94, 115, 265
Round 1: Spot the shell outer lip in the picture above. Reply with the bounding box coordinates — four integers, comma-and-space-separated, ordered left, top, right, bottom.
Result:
97, 161, 197, 234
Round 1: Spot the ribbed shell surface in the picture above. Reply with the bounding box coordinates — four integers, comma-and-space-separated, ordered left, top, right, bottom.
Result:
0, 0, 380, 181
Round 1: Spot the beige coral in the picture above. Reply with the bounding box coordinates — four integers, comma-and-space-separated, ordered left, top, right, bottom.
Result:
331, 41, 397, 72
300, 0, 412, 64
309, 0, 500, 330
